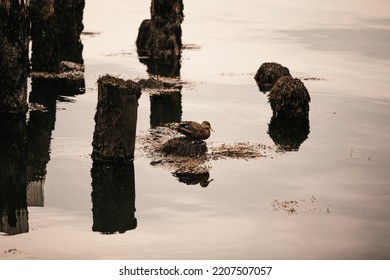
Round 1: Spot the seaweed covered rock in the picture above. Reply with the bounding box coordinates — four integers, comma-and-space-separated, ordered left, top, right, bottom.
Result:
268, 76, 310, 119
254, 62, 291, 92
159, 137, 207, 157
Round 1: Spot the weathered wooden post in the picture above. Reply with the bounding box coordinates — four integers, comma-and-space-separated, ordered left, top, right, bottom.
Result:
91, 162, 137, 234
136, 0, 184, 76
26, 78, 57, 207
0, 0, 30, 113
0, 114, 29, 235
30, 0, 85, 72
56, 0, 85, 63
92, 75, 142, 163
30, 0, 61, 72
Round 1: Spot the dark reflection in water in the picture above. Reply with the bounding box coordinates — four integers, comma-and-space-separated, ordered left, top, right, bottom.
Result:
268, 116, 310, 151
91, 162, 137, 234
150, 87, 182, 127
140, 56, 181, 78
26, 77, 85, 207
31, 77, 85, 98
0, 114, 29, 235
1, 1, 86, 234
173, 171, 214, 188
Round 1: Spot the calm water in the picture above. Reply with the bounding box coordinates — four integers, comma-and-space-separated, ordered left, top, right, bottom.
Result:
1, 0, 390, 259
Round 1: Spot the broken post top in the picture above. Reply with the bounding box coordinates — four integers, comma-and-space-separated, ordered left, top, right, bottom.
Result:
97, 75, 142, 99
151, 0, 184, 25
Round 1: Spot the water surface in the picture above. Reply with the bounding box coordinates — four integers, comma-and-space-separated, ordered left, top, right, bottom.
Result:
1, 0, 390, 259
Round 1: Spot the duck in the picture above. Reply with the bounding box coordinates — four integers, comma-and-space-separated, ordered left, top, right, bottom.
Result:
176, 121, 213, 140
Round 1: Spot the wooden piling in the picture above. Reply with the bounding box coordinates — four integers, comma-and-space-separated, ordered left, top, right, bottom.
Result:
56, 0, 85, 63
92, 75, 142, 163
30, 0, 61, 72
0, 0, 30, 113
30, 0, 85, 72
136, 0, 184, 76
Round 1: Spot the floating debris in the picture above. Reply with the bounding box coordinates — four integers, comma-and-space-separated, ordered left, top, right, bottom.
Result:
81, 31, 101, 37
182, 44, 201, 50
272, 195, 331, 215
209, 142, 272, 160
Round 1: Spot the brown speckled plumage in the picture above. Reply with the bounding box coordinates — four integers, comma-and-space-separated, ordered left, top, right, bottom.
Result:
176, 121, 213, 140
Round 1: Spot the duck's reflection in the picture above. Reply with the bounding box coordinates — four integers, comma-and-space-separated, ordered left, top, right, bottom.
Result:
173, 171, 213, 188
91, 162, 137, 234
268, 116, 310, 152
0, 114, 29, 235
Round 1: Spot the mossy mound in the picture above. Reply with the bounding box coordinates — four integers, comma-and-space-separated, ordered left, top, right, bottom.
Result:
268, 76, 310, 119
159, 137, 208, 157
254, 62, 291, 92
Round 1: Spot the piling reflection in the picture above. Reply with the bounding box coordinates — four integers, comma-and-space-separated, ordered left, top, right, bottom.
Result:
0, 114, 29, 235
91, 162, 137, 234
268, 116, 310, 151
26, 76, 85, 207
141, 57, 182, 78
150, 88, 182, 127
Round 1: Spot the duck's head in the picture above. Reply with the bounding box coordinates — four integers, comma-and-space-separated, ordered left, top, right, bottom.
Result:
202, 121, 214, 132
